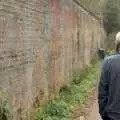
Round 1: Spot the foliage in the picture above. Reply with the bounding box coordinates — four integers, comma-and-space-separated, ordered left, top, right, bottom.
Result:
72, 64, 94, 85
79, 0, 103, 15
103, 0, 120, 34
106, 49, 115, 56
35, 61, 100, 120
0, 92, 12, 120
35, 101, 69, 120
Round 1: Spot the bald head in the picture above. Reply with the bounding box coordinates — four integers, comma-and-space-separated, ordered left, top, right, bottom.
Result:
115, 32, 120, 52
116, 32, 120, 44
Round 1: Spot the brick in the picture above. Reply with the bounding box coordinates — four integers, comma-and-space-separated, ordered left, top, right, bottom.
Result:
0, 0, 105, 119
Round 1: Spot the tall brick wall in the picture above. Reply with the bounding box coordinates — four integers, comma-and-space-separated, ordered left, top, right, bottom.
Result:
0, 0, 105, 119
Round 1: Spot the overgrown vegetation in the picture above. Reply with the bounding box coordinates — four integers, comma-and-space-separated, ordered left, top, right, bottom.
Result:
35, 60, 100, 120
79, 0, 103, 15
0, 92, 12, 120
103, 0, 120, 34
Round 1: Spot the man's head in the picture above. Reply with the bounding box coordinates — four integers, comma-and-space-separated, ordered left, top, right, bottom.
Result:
115, 32, 120, 52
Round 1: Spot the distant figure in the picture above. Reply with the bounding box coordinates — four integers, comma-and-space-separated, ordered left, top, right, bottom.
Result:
98, 48, 106, 60
98, 32, 120, 120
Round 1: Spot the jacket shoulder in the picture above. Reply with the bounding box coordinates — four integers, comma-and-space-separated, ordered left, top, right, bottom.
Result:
104, 54, 117, 61
102, 55, 116, 67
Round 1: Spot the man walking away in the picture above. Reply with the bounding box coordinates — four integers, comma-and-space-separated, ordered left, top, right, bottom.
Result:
98, 48, 106, 60
98, 32, 120, 120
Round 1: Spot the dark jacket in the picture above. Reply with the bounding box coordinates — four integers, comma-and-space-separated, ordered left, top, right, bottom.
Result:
98, 53, 120, 120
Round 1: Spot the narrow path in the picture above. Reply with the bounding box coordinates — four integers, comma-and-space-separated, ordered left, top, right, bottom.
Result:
85, 88, 102, 120
72, 88, 102, 120
86, 100, 101, 120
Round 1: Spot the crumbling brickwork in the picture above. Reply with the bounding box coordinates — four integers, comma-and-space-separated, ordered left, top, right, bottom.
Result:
0, 0, 105, 119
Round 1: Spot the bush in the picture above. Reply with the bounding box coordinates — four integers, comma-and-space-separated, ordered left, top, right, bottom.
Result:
35, 101, 69, 120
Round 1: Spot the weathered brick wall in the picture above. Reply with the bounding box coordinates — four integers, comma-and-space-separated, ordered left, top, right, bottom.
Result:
0, 0, 105, 119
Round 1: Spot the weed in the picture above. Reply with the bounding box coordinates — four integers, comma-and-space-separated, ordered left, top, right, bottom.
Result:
35, 101, 69, 120
35, 60, 100, 120
0, 92, 12, 120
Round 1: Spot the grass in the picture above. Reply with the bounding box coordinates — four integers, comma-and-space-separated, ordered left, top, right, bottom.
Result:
35, 60, 100, 120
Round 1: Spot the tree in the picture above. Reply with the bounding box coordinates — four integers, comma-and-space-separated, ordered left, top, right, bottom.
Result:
103, 0, 120, 34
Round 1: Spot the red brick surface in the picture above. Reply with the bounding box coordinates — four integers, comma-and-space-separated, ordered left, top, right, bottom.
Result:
0, 0, 105, 119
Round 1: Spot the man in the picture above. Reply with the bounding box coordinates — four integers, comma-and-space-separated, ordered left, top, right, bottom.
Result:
98, 32, 120, 120
98, 48, 106, 60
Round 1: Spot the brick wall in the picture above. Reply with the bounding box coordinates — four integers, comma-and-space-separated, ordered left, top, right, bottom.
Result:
0, 0, 105, 119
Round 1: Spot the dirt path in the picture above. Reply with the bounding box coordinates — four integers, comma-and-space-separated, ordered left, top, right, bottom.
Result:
72, 88, 102, 120
86, 100, 101, 120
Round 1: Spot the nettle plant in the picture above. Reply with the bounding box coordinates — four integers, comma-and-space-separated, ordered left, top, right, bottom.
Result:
0, 92, 12, 120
